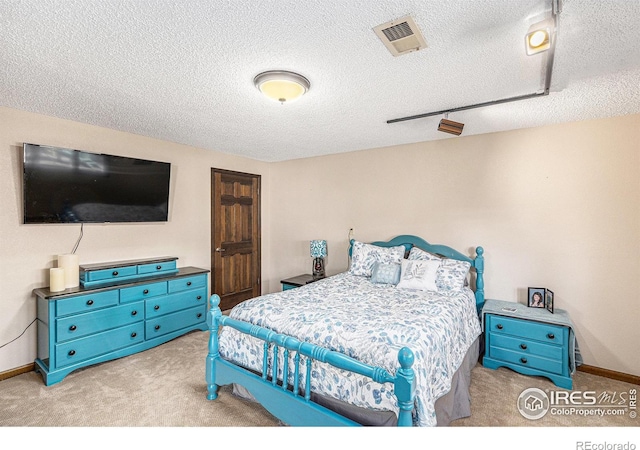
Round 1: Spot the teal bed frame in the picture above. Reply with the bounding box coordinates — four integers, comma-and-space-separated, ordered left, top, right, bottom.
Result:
206, 235, 485, 426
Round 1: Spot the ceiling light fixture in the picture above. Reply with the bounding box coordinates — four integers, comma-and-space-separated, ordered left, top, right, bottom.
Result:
438, 114, 464, 136
525, 18, 552, 55
253, 70, 310, 104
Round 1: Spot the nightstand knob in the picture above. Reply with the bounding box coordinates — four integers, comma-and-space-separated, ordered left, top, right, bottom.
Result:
520, 343, 527, 350
496, 324, 503, 330
520, 357, 528, 364
547, 333, 555, 340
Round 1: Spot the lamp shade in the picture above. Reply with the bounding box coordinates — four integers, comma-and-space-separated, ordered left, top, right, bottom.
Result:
310, 240, 327, 258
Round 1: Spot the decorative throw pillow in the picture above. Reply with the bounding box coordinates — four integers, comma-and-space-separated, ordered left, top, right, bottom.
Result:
436, 259, 471, 292
409, 246, 471, 291
370, 262, 402, 285
396, 259, 440, 292
408, 246, 442, 261
349, 241, 405, 277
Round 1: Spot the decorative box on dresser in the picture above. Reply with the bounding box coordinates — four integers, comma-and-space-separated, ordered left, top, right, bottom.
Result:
34, 258, 210, 386
482, 298, 576, 390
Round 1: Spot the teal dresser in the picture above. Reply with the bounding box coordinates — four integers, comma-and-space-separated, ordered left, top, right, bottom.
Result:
34, 264, 209, 386
482, 299, 574, 389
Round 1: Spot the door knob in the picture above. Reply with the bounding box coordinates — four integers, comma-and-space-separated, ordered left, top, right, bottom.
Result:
215, 248, 226, 252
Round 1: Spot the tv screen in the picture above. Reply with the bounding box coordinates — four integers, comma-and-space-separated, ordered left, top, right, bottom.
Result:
23, 143, 171, 224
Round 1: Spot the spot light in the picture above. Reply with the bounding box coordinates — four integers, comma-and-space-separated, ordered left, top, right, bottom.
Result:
437, 114, 464, 136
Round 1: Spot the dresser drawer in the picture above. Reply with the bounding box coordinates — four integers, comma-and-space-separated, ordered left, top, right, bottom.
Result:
56, 290, 119, 317
83, 265, 138, 283
55, 322, 144, 368
56, 302, 144, 342
145, 288, 207, 318
138, 260, 177, 275
168, 274, 207, 293
488, 346, 564, 375
120, 281, 168, 304
486, 315, 566, 345
489, 333, 562, 360
146, 305, 206, 339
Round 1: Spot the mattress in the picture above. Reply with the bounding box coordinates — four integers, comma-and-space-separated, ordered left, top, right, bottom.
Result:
219, 272, 481, 427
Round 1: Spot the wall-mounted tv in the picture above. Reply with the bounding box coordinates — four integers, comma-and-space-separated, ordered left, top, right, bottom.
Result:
23, 143, 171, 224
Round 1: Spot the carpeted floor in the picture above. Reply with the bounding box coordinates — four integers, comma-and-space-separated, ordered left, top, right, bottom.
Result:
0, 330, 637, 430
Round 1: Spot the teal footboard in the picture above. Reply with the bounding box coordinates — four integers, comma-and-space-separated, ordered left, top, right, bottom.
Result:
206, 295, 416, 426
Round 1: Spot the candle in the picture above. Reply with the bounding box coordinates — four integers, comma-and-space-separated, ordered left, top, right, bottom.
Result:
58, 254, 80, 288
49, 268, 66, 292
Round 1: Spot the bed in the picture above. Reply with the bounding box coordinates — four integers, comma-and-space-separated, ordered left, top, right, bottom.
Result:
206, 235, 485, 426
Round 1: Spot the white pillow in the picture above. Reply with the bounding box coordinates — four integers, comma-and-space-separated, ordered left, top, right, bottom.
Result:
408, 246, 442, 261
349, 241, 405, 277
396, 259, 440, 292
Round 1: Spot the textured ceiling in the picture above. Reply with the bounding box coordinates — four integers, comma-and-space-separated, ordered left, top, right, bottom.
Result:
1, 0, 640, 162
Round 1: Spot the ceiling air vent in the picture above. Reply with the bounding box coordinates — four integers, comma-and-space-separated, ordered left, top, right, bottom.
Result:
373, 15, 427, 57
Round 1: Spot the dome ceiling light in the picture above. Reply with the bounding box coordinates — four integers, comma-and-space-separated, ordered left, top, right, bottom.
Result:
253, 70, 310, 104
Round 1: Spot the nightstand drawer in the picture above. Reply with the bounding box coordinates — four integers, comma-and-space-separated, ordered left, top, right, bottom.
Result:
489, 333, 562, 360
489, 346, 564, 375
487, 315, 566, 345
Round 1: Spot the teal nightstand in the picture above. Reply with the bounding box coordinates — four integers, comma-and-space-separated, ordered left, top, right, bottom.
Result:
482, 299, 575, 389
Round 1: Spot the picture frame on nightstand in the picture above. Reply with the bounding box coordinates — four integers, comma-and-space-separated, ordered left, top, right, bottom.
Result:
528, 287, 545, 308
545, 289, 554, 313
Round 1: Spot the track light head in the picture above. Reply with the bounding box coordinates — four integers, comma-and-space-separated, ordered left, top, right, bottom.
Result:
438, 118, 464, 136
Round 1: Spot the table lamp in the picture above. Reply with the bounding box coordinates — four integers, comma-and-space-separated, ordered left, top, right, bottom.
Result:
310, 240, 327, 279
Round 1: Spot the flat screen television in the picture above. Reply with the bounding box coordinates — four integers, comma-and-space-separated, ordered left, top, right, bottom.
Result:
23, 143, 171, 224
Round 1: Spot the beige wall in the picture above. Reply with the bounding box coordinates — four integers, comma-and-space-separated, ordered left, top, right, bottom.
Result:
0, 106, 271, 373
2, 106, 638, 378
268, 114, 640, 376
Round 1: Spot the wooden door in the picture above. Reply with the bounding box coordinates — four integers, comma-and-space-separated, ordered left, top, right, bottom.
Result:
211, 169, 261, 311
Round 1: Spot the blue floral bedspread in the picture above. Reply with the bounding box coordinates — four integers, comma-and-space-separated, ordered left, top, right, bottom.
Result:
218, 272, 481, 426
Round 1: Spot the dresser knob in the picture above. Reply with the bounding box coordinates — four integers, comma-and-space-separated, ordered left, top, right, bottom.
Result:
197, 313, 203, 318
143, 289, 149, 295
112, 271, 119, 276
156, 265, 162, 270
496, 324, 503, 330
520, 357, 528, 364
547, 333, 555, 340
86, 299, 94, 306
520, 343, 527, 350
187, 281, 192, 286
197, 295, 202, 300
69, 325, 77, 331
68, 350, 76, 356
131, 332, 137, 338
155, 325, 160, 330
154, 305, 160, 310
131, 310, 137, 316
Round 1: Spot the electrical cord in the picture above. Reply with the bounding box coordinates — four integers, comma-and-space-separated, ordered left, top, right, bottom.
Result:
0, 319, 36, 350
71, 222, 84, 254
